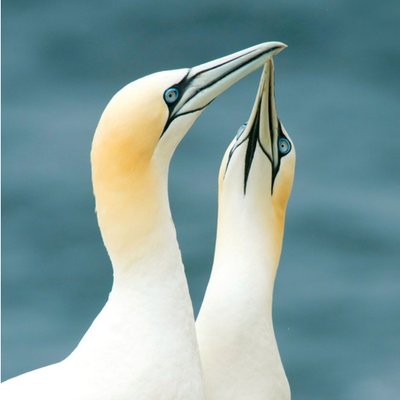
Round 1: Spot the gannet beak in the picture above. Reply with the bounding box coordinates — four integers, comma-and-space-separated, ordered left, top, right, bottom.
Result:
253, 59, 280, 165
163, 42, 286, 131
229, 59, 285, 194
258, 59, 283, 191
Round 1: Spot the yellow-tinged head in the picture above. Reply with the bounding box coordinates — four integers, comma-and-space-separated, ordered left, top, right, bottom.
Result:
91, 70, 182, 194
91, 43, 287, 268
218, 60, 295, 266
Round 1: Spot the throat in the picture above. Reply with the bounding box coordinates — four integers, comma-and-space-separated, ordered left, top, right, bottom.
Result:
196, 208, 289, 399
93, 164, 191, 319
210, 207, 284, 315
94, 162, 171, 268
70, 165, 204, 395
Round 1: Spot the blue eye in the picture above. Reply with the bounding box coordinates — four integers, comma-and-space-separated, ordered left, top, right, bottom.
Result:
278, 137, 291, 155
164, 87, 179, 104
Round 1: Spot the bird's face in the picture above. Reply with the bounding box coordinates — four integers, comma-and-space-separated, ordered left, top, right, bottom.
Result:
220, 60, 295, 221
91, 70, 187, 179
91, 42, 287, 186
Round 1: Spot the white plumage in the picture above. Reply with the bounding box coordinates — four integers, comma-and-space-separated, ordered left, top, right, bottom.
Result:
197, 60, 294, 400
1, 43, 285, 400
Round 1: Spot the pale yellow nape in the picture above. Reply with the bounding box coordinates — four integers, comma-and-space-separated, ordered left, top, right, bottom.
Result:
90, 70, 185, 270
272, 139, 296, 220
270, 145, 296, 271
216, 127, 296, 277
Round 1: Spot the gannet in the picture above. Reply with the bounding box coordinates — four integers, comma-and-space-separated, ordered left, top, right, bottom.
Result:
196, 59, 295, 400
1, 43, 286, 400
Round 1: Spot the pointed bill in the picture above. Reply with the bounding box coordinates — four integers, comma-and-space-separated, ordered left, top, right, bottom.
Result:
225, 59, 285, 194
168, 42, 287, 119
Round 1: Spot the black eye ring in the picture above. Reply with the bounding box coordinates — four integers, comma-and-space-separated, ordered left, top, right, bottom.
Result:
164, 87, 179, 104
278, 137, 291, 155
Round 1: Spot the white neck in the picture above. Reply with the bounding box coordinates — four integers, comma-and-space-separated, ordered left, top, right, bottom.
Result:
196, 194, 290, 400
63, 161, 205, 399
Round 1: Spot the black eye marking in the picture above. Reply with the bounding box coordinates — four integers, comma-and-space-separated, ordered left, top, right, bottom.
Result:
160, 71, 210, 138
160, 51, 260, 139
269, 119, 291, 194
224, 115, 291, 195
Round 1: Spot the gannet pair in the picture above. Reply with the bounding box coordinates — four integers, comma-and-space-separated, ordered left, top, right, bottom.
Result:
1, 42, 287, 400
197, 60, 295, 400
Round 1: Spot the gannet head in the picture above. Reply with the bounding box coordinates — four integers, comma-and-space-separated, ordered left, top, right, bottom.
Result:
91, 43, 286, 267
92, 42, 287, 174
219, 60, 295, 259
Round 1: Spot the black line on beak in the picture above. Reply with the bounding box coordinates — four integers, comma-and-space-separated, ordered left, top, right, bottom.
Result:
160, 45, 282, 139
268, 75, 279, 194
243, 99, 262, 194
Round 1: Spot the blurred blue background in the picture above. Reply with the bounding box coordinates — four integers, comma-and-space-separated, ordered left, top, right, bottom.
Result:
2, 0, 400, 398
